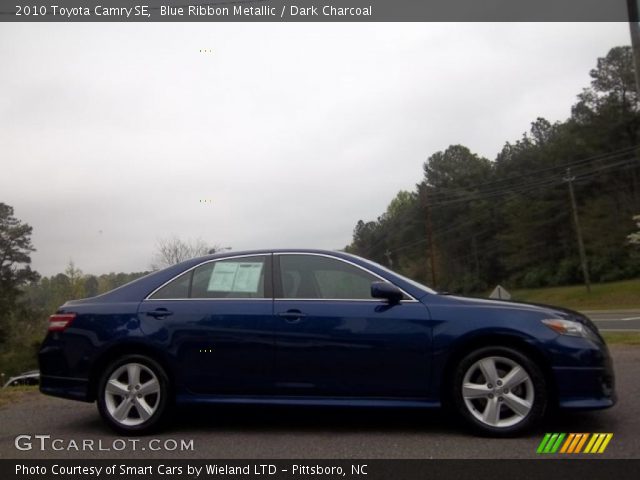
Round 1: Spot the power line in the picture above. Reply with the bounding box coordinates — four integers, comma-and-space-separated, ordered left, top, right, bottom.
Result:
352, 147, 640, 263
428, 153, 638, 205
426, 156, 639, 208
378, 155, 639, 258
425, 144, 640, 200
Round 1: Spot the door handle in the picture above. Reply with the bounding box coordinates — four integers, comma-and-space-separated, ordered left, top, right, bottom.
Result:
146, 308, 173, 318
277, 310, 306, 322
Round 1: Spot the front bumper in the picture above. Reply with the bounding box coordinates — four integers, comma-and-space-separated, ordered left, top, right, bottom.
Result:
551, 337, 616, 410
553, 365, 616, 409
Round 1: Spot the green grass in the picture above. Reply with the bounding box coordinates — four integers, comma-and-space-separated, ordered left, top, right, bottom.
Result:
0, 385, 38, 409
510, 278, 640, 311
601, 332, 640, 346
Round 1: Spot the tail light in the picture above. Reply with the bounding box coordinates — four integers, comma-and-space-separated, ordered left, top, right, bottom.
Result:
48, 313, 76, 332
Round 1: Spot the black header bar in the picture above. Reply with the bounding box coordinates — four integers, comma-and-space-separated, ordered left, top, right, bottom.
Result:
3, 459, 640, 480
0, 0, 631, 22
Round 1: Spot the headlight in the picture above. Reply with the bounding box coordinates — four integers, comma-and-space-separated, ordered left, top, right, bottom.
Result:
541, 318, 596, 339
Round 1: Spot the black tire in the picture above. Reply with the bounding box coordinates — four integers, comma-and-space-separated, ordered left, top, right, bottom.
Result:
96, 354, 171, 435
451, 346, 547, 437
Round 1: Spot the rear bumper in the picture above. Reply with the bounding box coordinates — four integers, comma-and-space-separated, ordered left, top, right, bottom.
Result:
40, 375, 91, 402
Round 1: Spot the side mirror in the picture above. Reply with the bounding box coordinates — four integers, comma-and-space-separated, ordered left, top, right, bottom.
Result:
371, 281, 403, 304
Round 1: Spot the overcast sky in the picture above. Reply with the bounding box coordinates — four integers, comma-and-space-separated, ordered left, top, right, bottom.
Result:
0, 22, 630, 276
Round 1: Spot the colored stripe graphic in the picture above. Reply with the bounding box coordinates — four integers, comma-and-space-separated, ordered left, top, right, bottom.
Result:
544, 433, 559, 453
597, 433, 614, 453
551, 433, 565, 453
566, 433, 587, 454
536, 433, 552, 454
584, 433, 614, 454
584, 433, 599, 453
560, 433, 575, 453
574, 433, 589, 453
538, 433, 613, 454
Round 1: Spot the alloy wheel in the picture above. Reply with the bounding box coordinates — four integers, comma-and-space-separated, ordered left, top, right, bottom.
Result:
104, 362, 161, 426
461, 355, 534, 428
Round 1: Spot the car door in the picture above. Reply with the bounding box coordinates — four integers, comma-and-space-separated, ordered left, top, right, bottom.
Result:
273, 253, 431, 397
139, 254, 276, 395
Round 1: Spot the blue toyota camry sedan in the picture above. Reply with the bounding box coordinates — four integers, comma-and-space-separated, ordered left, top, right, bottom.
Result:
39, 249, 615, 436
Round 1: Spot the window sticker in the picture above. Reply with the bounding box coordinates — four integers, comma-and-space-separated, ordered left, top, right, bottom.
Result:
207, 262, 238, 292
232, 263, 263, 292
208, 262, 263, 293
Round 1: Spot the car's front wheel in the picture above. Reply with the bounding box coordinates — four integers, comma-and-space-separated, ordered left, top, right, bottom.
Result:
452, 346, 547, 436
97, 355, 170, 435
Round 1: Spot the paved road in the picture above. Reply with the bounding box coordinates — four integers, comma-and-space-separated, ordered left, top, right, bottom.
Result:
583, 310, 640, 332
0, 346, 638, 460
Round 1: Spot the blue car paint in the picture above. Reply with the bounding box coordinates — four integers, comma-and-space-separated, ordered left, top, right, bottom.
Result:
139, 298, 276, 395
39, 249, 615, 411
271, 299, 432, 397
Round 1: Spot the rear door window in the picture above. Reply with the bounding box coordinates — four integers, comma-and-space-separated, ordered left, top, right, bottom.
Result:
191, 256, 268, 298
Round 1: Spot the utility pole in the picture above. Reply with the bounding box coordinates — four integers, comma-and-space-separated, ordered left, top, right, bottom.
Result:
627, 1, 640, 210
423, 187, 437, 288
563, 168, 591, 293
627, 0, 640, 95
472, 234, 480, 280
384, 249, 393, 268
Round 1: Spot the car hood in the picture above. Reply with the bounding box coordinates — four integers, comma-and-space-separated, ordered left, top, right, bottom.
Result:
438, 294, 600, 332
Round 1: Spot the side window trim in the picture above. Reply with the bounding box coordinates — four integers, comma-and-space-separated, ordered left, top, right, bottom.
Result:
273, 251, 284, 299
187, 270, 194, 298
274, 253, 417, 302
146, 253, 273, 300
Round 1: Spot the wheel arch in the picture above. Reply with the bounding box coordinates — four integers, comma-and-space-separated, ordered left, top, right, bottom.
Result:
87, 342, 175, 402
439, 333, 557, 407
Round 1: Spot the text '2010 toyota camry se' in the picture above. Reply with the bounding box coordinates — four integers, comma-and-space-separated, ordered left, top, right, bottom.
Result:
39, 249, 615, 436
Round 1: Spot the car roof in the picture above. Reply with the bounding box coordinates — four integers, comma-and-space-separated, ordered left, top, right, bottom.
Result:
62, 249, 431, 305
193, 248, 353, 259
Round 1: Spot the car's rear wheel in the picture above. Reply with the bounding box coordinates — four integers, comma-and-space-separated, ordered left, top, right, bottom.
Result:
97, 355, 170, 435
452, 346, 547, 436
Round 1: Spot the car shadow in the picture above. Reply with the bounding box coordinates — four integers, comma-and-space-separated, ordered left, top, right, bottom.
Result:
538, 408, 619, 434
64, 401, 619, 439
171, 404, 463, 435
159, 404, 615, 438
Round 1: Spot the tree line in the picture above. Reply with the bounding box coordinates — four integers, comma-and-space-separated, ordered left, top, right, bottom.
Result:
345, 46, 640, 294
0, 225, 219, 379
